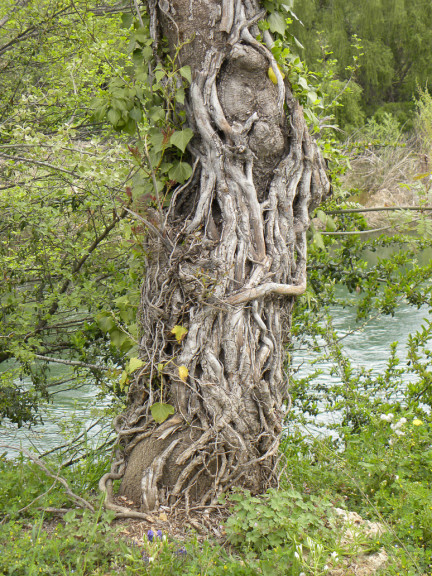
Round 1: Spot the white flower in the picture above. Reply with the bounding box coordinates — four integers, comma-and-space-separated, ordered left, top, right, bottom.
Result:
149, 557, 154, 562
294, 551, 300, 560
323, 565, 329, 571
391, 417, 407, 431
331, 551, 339, 559
395, 430, 405, 436
299, 573, 306, 576
380, 413, 394, 422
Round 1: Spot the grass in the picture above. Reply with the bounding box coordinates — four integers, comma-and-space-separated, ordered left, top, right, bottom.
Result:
1, 409, 432, 575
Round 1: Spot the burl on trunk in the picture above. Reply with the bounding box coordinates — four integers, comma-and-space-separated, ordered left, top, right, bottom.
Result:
112, 0, 329, 512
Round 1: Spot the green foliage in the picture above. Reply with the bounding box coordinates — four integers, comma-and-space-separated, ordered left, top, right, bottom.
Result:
280, 411, 432, 574
226, 488, 335, 554
0, 0, 149, 423
0, 508, 121, 576
291, 0, 432, 115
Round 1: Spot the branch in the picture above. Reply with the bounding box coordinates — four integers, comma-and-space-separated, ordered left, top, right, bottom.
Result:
39, 205, 130, 326
0, 445, 95, 512
226, 281, 306, 305
325, 206, 432, 214
34, 354, 106, 371
0, 153, 82, 178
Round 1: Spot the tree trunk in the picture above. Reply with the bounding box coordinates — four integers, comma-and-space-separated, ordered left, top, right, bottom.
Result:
117, 0, 330, 512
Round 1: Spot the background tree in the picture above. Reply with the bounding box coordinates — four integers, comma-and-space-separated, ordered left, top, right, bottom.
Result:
0, 0, 141, 426
291, 0, 432, 124
113, 0, 330, 511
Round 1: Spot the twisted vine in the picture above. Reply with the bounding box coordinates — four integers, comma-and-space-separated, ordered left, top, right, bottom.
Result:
109, 0, 330, 514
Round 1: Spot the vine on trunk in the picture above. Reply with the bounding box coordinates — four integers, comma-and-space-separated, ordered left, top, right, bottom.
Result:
106, 0, 330, 514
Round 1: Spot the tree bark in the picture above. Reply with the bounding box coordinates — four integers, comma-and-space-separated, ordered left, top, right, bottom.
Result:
117, 0, 330, 512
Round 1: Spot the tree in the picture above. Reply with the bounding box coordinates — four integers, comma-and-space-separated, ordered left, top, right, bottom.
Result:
114, 0, 330, 511
291, 0, 432, 111
0, 0, 141, 426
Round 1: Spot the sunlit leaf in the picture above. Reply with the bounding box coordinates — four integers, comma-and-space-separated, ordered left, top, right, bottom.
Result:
178, 365, 188, 382
150, 402, 175, 424
128, 357, 145, 373
171, 325, 188, 343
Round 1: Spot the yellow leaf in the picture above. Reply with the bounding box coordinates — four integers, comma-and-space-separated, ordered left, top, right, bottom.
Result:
128, 357, 145, 373
268, 66, 278, 84
178, 365, 188, 382
171, 324, 188, 343
267, 66, 285, 85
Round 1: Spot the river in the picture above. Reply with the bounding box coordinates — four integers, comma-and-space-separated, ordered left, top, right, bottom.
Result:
1, 296, 430, 457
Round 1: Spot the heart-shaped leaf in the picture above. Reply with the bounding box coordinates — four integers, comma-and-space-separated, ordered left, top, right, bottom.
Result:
150, 402, 175, 424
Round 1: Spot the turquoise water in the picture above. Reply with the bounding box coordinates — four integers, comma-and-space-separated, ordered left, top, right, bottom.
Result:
290, 298, 430, 431
1, 363, 113, 458
1, 299, 430, 457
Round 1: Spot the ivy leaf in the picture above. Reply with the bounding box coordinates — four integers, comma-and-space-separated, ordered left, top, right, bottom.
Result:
169, 161, 192, 183
149, 131, 165, 153
179, 66, 191, 84
170, 129, 194, 153
267, 12, 287, 36
171, 325, 188, 343
128, 357, 145, 373
96, 313, 115, 333
150, 402, 175, 424
178, 365, 188, 382
316, 209, 337, 232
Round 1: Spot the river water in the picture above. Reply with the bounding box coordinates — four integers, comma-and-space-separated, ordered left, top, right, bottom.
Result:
1, 297, 430, 458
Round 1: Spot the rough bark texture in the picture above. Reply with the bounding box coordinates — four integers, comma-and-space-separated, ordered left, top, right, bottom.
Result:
116, 0, 330, 512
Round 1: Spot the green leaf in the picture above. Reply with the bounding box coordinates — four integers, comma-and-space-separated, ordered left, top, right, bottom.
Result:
298, 77, 309, 90
128, 357, 145, 373
129, 107, 142, 122
150, 402, 175, 424
154, 69, 165, 83
107, 108, 121, 126
179, 66, 191, 83
175, 87, 185, 104
170, 129, 194, 153
119, 370, 128, 390
96, 313, 115, 333
267, 12, 287, 36
169, 161, 192, 183
307, 90, 318, 106
134, 27, 148, 43
121, 13, 134, 28
171, 325, 188, 343
149, 130, 165, 153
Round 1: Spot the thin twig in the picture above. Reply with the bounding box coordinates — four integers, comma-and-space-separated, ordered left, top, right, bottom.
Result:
0, 445, 95, 512
34, 354, 106, 370
325, 206, 432, 214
